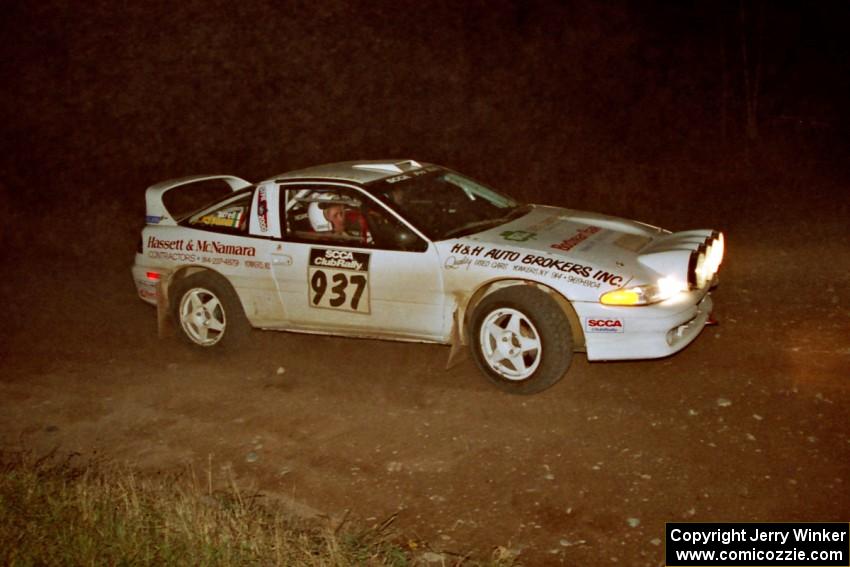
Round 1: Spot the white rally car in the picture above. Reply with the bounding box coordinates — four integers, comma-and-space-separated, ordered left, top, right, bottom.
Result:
133, 160, 723, 394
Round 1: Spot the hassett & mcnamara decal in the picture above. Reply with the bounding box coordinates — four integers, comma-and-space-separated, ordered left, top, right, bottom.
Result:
308, 248, 371, 314
146, 236, 256, 256
148, 250, 201, 263
148, 250, 241, 266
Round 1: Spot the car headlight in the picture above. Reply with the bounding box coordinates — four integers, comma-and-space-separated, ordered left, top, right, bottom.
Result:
693, 247, 709, 288
689, 232, 724, 288
600, 277, 687, 306
704, 232, 724, 277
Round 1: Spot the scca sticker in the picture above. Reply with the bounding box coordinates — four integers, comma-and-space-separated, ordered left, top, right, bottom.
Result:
585, 318, 624, 333
308, 248, 371, 313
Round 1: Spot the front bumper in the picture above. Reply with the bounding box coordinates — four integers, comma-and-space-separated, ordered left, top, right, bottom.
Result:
576, 291, 714, 361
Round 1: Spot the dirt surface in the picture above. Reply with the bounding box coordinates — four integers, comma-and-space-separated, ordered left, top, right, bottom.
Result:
2, 218, 849, 566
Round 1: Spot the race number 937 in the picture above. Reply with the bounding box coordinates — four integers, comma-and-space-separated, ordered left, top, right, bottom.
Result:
307, 248, 371, 314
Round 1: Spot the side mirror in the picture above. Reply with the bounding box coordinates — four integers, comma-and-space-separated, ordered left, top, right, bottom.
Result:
394, 227, 427, 252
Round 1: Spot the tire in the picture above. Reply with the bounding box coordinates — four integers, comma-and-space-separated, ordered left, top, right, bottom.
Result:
469, 286, 573, 394
170, 271, 250, 349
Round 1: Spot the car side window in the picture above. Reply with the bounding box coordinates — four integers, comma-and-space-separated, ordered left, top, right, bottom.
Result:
362, 200, 428, 252
185, 190, 252, 234
284, 186, 427, 252
286, 187, 367, 244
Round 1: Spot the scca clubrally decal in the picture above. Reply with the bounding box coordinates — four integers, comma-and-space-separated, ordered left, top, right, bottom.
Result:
308, 248, 371, 313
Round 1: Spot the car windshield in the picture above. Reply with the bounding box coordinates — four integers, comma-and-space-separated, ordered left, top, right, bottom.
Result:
370, 168, 530, 240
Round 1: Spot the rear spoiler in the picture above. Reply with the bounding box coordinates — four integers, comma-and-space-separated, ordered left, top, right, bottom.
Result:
144, 174, 252, 226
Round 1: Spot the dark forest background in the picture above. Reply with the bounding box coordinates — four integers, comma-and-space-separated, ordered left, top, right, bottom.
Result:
2, 0, 849, 261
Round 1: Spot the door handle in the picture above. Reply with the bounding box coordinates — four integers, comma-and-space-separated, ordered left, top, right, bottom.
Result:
272, 254, 293, 266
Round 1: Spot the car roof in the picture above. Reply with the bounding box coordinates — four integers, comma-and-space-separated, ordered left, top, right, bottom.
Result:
266, 160, 434, 185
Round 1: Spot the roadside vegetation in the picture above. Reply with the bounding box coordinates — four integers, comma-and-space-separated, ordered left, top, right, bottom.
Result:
0, 452, 513, 566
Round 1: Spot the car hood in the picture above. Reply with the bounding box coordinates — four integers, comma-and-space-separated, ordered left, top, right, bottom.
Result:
465, 204, 662, 267
440, 205, 715, 300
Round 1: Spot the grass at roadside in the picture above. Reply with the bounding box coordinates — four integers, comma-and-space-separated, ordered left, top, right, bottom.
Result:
0, 452, 514, 566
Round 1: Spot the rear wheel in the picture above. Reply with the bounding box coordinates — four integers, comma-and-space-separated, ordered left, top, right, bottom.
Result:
170, 272, 250, 349
469, 286, 573, 394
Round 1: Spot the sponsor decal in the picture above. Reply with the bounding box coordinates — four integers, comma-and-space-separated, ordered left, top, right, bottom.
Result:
445, 242, 623, 288
245, 260, 271, 270
148, 250, 241, 266
200, 256, 239, 267
470, 258, 507, 270
446, 244, 521, 271
188, 240, 254, 256
198, 210, 244, 228
309, 248, 369, 271
147, 236, 185, 250
520, 254, 593, 277
449, 244, 521, 261
592, 269, 624, 287
257, 187, 269, 232
444, 256, 472, 270
383, 166, 440, 185
450, 243, 484, 256
308, 248, 371, 313
512, 264, 548, 276
148, 250, 200, 263
485, 248, 520, 261
145, 215, 163, 224
385, 174, 411, 184
146, 236, 255, 257
548, 270, 602, 287
500, 230, 536, 242
551, 225, 601, 252
586, 318, 624, 333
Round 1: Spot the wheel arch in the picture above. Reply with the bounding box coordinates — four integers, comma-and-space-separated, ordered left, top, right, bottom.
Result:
458, 278, 586, 351
160, 265, 232, 313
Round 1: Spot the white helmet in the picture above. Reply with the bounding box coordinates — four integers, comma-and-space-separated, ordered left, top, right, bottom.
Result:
308, 201, 332, 232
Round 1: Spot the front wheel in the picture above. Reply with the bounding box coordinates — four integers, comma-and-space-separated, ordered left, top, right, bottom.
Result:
469, 286, 573, 394
170, 272, 250, 349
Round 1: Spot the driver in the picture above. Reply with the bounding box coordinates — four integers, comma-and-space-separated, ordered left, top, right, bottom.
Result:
308, 201, 346, 234
308, 200, 373, 243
